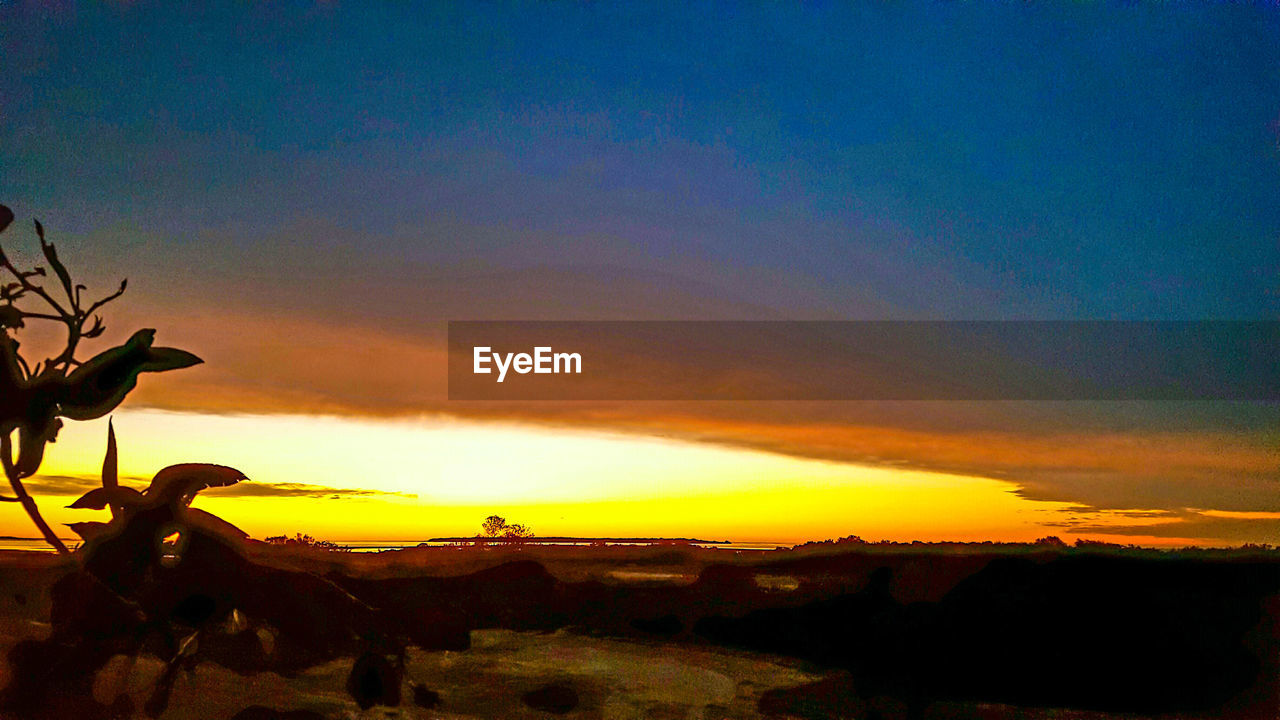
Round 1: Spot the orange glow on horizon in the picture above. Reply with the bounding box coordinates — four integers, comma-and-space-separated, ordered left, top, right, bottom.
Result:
0, 409, 1243, 548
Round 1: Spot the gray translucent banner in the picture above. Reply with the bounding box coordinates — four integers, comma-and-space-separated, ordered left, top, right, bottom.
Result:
447, 321, 1279, 401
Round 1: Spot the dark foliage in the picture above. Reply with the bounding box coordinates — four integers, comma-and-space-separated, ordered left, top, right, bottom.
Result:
0, 205, 201, 553
1, 463, 410, 718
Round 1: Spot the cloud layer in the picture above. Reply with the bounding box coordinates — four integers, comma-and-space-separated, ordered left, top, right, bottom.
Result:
27, 473, 414, 501
95, 306, 1280, 544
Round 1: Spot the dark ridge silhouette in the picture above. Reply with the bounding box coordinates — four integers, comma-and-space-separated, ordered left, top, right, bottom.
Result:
431, 536, 731, 544
0, 539, 1277, 717
282, 547, 1280, 717
742, 544, 1000, 602
695, 555, 1280, 717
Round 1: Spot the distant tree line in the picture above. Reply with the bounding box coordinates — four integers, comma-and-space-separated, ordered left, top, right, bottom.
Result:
265, 532, 348, 551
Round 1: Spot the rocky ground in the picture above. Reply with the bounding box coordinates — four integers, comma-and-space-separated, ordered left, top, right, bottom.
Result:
0, 545, 1275, 719
32, 628, 1227, 720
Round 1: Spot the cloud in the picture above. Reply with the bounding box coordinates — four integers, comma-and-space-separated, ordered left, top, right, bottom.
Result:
213, 482, 415, 500
95, 306, 1279, 525
1052, 510, 1280, 544
21, 475, 112, 496
25, 474, 413, 500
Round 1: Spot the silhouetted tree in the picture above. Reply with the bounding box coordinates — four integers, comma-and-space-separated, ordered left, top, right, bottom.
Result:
0, 205, 201, 552
479, 515, 534, 543
502, 523, 534, 543
481, 514, 506, 537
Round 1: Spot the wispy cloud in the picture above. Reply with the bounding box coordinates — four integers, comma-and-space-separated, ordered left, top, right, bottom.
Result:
215, 482, 415, 500
1043, 508, 1280, 544
27, 473, 414, 500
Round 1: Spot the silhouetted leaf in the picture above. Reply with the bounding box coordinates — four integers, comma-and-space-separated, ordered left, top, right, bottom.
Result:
102, 418, 117, 490
102, 418, 124, 518
0, 205, 12, 234
58, 330, 202, 421
57, 330, 156, 419
68, 486, 143, 510
146, 464, 248, 506
66, 520, 109, 540
140, 347, 204, 373
46, 250, 73, 300
0, 306, 24, 329
185, 507, 250, 540
83, 314, 105, 338
14, 423, 54, 477
34, 225, 73, 301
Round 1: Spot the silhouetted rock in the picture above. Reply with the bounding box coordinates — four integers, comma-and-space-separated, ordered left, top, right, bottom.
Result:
696, 565, 901, 668
329, 559, 566, 650
345, 651, 402, 709
4, 526, 1276, 719
522, 683, 579, 714
758, 673, 865, 720
697, 556, 1280, 716
918, 555, 1272, 713
411, 683, 441, 709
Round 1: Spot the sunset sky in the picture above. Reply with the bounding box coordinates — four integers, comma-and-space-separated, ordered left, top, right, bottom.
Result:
0, 2, 1277, 545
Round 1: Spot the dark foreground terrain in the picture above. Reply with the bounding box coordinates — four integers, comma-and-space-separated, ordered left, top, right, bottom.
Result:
0, 541, 1275, 719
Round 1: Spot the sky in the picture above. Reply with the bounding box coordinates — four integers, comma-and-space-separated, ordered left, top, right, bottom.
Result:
0, 2, 1277, 545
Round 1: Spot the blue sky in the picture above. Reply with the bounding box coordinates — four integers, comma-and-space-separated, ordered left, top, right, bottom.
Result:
3, 2, 1277, 320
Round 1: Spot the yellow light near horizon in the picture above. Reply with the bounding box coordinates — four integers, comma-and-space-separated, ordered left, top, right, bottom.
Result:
2, 408, 1131, 545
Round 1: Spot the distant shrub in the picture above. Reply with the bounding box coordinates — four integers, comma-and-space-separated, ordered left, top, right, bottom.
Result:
1074, 538, 1123, 549
791, 535, 867, 550
265, 532, 348, 551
